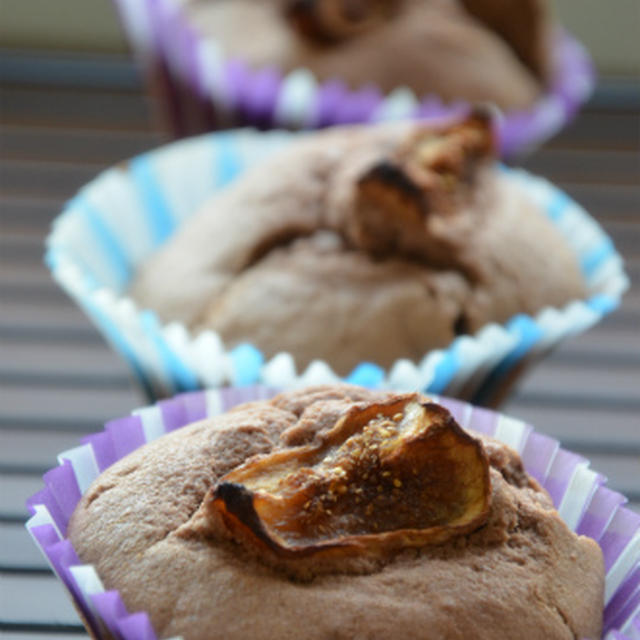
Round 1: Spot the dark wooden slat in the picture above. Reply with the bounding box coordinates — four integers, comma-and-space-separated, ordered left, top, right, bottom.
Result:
0, 159, 101, 199
0, 574, 81, 626
550, 346, 640, 369
546, 111, 640, 151
0, 430, 92, 472
0, 627, 85, 636
597, 220, 640, 257
1, 196, 63, 228
1, 524, 46, 571
0, 300, 97, 332
580, 454, 640, 499
0, 125, 161, 165
0, 370, 132, 392
0, 474, 44, 519
0, 86, 154, 132
0, 417, 105, 435
0, 385, 142, 429
624, 258, 640, 280
1, 339, 130, 381
595, 308, 640, 331
587, 79, 640, 111
2, 230, 49, 246
1, 633, 87, 639
558, 183, 640, 220
0, 263, 54, 288
0, 50, 142, 91
502, 401, 640, 455
554, 325, 640, 361
523, 148, 640, 185
512, 364, 640, 411
0, 280, 74, 305
0, 325, 103, 344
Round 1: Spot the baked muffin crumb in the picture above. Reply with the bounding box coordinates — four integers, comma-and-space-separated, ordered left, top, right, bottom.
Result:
69, 385, 603, 640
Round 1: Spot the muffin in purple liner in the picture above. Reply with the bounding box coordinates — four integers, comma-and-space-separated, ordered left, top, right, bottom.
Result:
29, 385, 622, 640
186, 0, 549, 107
111, 0, 594, 155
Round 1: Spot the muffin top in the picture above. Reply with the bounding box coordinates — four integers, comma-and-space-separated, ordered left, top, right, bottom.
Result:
68, 385, 604, 640
181, 0, 551, 110
131, 115, 586, 375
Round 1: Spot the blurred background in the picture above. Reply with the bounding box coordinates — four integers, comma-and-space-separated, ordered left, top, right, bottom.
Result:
2, 0, 638, 72
1, 0, 638, 637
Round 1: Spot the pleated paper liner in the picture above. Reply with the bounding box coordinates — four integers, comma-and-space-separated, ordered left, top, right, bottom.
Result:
26, 387, 640, 640
111, 0, 594, 156
45, 128, 628, 404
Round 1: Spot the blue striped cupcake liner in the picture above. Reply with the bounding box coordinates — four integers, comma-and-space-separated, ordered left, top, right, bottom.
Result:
112, 0, 594, 156
26, 388, 640, 639
45, 128, 629, 402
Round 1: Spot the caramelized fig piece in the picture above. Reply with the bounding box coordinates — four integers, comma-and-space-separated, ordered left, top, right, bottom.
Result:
347, 111, 495, 264
286, 0, 401, 43
207, 397, 490, 561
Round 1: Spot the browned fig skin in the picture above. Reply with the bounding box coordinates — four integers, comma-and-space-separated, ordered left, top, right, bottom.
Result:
358, 162, 427, 221
208, 398, 491, 563
350, 112, 495, 261
210, 482, 291, 557
285, 0, 402, 43
392, 110, 496, 197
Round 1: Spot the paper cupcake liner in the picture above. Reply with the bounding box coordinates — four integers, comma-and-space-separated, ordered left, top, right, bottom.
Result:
112, 0, 594, 156
26, 387, 640, 640
45, 128, 628, 404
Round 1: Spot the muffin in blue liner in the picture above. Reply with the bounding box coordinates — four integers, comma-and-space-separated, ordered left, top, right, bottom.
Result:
26, 387, 640, 639
111, 0, 594, 156
45, 127, 627, 404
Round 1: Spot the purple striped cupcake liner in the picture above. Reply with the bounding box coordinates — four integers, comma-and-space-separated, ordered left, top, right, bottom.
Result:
112, 0, 594, 157
26, 387, 640, 640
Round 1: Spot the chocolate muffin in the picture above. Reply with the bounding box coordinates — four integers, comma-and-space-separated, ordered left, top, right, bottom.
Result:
131, 115, 586, 375
180, 0, 551, 110
68, 385, 604, 640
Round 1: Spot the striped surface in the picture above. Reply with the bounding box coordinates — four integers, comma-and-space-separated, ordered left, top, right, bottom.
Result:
1, 51, 639, 637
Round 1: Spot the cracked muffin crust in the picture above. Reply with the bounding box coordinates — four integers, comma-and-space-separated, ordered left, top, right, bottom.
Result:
180, 0, 551, 111
68, 386, 603, 640
131, 116, 586, 375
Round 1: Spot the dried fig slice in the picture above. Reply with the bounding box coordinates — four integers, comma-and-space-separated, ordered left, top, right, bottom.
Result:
207, 397, 490, 562
286, 0, 401, 43
347, 111, 495, 268
357, 110, 494, 221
